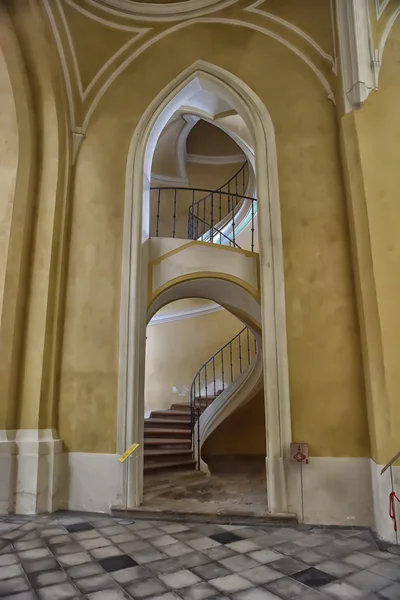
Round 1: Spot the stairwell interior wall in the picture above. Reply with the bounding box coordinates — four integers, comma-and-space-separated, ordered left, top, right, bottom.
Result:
186, 162, 242, 192
145, 307, 244, 412
202, 388, 266, 458
48, 12, 371, 458
187, 120, 241, 156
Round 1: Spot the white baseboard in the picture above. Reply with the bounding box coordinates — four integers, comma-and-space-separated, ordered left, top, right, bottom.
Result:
286, 457, 373, 527
370, 459, 400, 543
57, 453, 123, 514
1, 436, 398, 542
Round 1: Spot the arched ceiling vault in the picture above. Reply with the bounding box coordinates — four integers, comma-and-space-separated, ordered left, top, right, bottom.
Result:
41, 0, 400, 152
42, 0, 338, 147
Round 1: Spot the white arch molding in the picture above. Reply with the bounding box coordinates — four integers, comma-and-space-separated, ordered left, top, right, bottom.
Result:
117, 60, 292, 514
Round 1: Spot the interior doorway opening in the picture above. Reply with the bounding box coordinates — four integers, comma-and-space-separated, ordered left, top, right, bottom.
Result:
142, 297, 268, 517
118, 62, 291, 514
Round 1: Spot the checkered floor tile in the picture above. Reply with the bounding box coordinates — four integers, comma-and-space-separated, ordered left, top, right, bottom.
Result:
0, 513, 399, 599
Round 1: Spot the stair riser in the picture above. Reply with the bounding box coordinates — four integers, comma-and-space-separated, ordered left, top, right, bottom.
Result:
144, 431, 191, 437
149, 412, 191, 424
144, 438, 191, 444
145, 454, 192, 462
144, 446, 192, 452
144, 466, 196, 472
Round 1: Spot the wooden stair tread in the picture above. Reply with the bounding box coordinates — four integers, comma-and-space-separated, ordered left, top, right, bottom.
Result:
152, 410, 191, 415
144, 459, 196, 471
144, 428, 191, 435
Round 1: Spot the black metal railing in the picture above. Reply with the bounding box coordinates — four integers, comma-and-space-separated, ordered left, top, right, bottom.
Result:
150, 187, 256, 251
189, 326, 257, 468
188, 161, 249, 234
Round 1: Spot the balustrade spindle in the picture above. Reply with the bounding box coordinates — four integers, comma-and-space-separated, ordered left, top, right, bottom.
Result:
156, 189, 161, 237
212, 357, 216, 397
239, 333, 242, 373
221, 350, 225, 390
251, 200, 255, 252
230, 343, 233, 383
172, 189, 177, 238
210, 193, 214, 243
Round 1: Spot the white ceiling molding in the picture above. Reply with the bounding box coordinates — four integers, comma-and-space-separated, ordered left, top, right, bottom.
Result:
330, 0, 338, 74
336, 0, 379, 113
65, 0, 151, 31
82, 17, 335, 131
151, 173, 189, 186
87, 0, 240, 21
42, 0, 76, 133
58, 0, 150, 101
148, 302, 222, 325
375, 0, 391, 20
187, 153, 245, 164
244, 0, 336, 72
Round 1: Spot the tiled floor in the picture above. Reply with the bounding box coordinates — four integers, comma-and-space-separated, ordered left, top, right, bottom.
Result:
0, 513, 400, 599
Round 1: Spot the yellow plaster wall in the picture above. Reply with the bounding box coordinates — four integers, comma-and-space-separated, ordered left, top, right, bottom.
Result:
341, 19, 400, 464
186, 162, 244, 191
56, 17, 368, 456
202, 388, 265, 457
145, 305, 244, 411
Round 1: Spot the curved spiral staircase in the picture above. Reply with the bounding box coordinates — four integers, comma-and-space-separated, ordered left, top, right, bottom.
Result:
145, 163, 261, 473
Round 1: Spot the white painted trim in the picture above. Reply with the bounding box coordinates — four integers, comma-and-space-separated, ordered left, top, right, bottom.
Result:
65, 0, 152, 31
244, 0, 336, 70
42, 0, 76, 131
118, 61, 292, 515
82, 18, 335, 132
336, 0, 378, 113
89, 0, 240, 21
187, 152, 245, 164
377, 5, 400, 69
330, 0, 338, 75
151, 173, 189, 186
375, 0, 391, 20
148, 302, 222, 325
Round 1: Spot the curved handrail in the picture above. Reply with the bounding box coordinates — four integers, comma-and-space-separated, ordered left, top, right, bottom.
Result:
189, 325, 257, 467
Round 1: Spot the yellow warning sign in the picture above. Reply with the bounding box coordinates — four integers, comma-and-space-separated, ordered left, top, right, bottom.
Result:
118, 443, 139, 463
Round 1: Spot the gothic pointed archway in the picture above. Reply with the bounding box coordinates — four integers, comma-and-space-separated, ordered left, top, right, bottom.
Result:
117, 60, 292, 515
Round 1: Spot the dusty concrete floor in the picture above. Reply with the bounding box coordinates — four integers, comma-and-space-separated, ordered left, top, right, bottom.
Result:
142, 458, 269, 517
